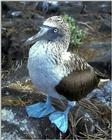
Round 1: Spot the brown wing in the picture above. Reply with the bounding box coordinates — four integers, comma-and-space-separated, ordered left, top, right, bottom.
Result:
55, 54, 100, 101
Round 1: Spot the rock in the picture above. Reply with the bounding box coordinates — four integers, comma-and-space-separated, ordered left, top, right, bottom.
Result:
2, 28, 12, 69
2, 2, 22, 18
82, 2, 100, 13
86, 41, 111, 56
82, 2, 111, 14
5, 11, 23, 18
87, 81, 112, 107
2, 26, 24, 72
2, 2, 10, 15
1, 107, 59, 139
60, 1, 83, 15
36, 1, 59, 14
31, 13, 44, 20
88, 52, 111, 79
1, 87, 59, 139
19, 1, 28, 6
76, 41, 111, 62
99, 2, 111, 14
11, 11, 23, 18
99, 14, 111, 32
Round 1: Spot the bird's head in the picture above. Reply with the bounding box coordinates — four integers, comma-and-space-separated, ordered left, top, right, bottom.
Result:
24, 16, 70, 50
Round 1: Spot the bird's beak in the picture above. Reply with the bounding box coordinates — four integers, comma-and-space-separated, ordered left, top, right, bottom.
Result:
24, 26, 49, 46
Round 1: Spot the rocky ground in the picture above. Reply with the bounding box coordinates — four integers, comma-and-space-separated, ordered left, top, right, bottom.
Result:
1, 1, 111, 140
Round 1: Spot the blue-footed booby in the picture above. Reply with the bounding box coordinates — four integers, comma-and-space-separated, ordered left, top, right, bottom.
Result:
25, 16, 100, 133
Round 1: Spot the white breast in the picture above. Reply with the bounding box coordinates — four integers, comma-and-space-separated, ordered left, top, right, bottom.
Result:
27, 42, 68, 94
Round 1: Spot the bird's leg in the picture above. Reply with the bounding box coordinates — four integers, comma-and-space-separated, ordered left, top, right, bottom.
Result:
49, 101, 76, 133
26, 96, 55, 118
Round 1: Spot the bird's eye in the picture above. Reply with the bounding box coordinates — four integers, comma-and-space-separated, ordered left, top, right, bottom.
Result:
54, 28, 58, 33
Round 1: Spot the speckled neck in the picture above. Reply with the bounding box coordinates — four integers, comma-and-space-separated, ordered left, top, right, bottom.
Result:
29, 34, 70, 61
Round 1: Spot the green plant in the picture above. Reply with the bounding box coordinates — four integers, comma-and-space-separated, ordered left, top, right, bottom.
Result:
63, 14, 87, 46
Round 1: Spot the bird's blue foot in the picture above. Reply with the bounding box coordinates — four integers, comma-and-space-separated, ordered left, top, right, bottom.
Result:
49, 105, 72, 133
26, 96, 55, 118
